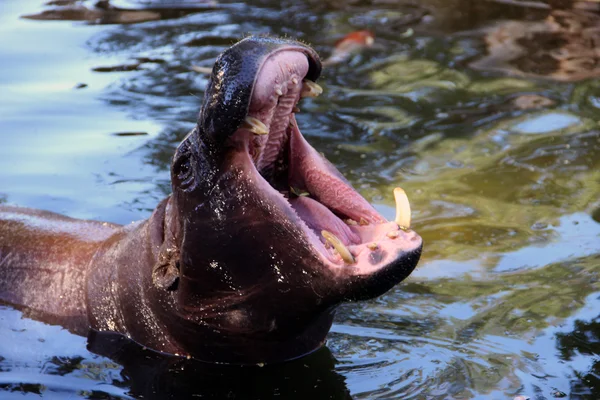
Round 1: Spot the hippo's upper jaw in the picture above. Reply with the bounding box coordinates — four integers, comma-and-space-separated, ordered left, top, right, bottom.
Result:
161, 36, 422, 364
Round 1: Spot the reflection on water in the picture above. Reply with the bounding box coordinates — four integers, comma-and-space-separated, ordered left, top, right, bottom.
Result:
471, 8, 600, 82
0, 0, 599, 398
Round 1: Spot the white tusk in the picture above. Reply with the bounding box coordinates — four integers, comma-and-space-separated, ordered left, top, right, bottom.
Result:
301, 80, 323, 98
241, 116, 269, 135
321, 230, 355, 264
190, 65, 213, 74
394, 187, 411, 229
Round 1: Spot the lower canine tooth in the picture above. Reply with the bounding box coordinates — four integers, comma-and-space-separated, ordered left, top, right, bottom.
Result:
393, 187, 411, 229
301, 80, 323, 98
321, 230, 355, 264
275, 88, 283, 96
241, 116, 269, 135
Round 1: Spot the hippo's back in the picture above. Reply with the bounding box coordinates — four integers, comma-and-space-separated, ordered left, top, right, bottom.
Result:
0, 206, 120, 334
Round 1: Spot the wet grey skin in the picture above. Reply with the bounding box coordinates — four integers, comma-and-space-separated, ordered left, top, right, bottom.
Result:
0, 36, 422, 364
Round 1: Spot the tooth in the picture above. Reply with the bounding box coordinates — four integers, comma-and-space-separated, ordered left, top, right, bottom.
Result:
241, 116, 268, 135
366, 242, 378, 250
386, 231, 400, 239
301, 80, 323, 98
321, 230, 355, 264
290, 187, 310, 197
292, 77, 298, 85
393, 187, 411, 229
190, 65, 213, 74
275, 88, 283, 96
359, 218, 369, 226
345, 219, 358, 226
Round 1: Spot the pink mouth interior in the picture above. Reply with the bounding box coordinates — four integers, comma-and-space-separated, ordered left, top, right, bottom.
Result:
229, 49, 421, 274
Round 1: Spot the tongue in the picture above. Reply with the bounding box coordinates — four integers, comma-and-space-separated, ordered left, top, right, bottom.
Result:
289, 196, 360, 245
288, 116, 384, 225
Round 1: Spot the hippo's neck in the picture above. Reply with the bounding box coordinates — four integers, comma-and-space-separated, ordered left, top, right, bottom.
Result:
0, 205, 120, 335
86, 197, 182, 352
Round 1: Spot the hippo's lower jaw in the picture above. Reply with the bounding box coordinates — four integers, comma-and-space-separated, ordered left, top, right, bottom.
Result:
224, 49, 423, 301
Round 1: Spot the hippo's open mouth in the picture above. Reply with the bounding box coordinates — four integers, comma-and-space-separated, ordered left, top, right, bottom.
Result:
227, 48, 421, 277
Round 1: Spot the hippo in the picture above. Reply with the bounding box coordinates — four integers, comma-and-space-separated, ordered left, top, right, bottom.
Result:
0, 36, 422, 364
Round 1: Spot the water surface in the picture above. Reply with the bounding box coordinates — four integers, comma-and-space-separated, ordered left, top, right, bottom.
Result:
0, 0, 599, 398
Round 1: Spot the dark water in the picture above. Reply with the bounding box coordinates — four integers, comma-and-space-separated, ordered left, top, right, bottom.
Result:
1, 0, 599, 398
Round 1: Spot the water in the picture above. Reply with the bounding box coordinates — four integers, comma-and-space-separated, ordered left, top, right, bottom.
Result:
0, 0, 599, 398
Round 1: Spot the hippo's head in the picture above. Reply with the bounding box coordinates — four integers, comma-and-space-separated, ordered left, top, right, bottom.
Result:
154, 36, 422, 364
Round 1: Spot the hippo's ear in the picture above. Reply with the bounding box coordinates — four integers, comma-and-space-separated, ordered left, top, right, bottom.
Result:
152, 246, 180, 291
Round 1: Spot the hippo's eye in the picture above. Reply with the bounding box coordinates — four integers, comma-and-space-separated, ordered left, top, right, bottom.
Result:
173, 153, 194, 189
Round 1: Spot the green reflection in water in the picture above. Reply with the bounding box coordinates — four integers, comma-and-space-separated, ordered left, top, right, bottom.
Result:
1, 0, 600, 398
